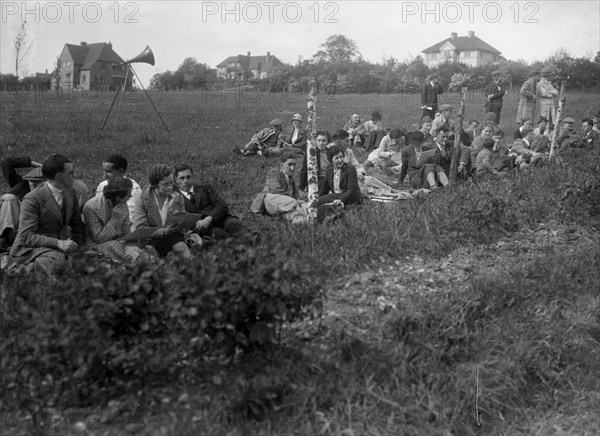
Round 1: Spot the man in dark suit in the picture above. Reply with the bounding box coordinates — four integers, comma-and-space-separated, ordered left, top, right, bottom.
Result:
423, 126, 471, 177
421, 74, 444, 120
485, 70, 506, 124
7, 154, 85, 274
174, 164, 250, 241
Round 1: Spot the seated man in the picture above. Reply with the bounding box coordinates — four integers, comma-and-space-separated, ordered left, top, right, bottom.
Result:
429, 104, 456, 137
419, 116, 434, 143
363, 110, 386, 152
581, 118, 599, 149
363, 128, 406, 175
511, 129, 547, 168
475, 138, 507, 178
399, 131, 449, 190
330, 130, 360, 169
343, 113, 366, 147
533, 116, 550, 137
6, 154, 85, 274
491, 128, 516, 170
251, 151, 311, 224
174, 163, 251, 241
299, 130, 330, 192
235, 119, 286, 156
83, 178, 153, 262
424, 126, 470, 178
0, 156, 43, 250
513, 118, 533, 140
463, 119, 480, 146
95, 154, 142, 225
556, 117, 580, 155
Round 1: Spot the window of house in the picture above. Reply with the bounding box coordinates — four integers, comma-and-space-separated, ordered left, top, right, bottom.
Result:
81, 73, 87, 82
463, 51, 470, 57
96, 75, 105, 85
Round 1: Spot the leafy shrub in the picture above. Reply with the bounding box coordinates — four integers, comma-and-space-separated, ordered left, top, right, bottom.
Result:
0, 246, 323, 432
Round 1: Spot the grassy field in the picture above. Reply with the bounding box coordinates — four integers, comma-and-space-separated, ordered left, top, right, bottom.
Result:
1, 88, 600, 436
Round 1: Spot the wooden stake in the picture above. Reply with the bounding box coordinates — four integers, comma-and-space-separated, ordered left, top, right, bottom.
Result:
450, 86, 467, 182
306, 78, 319, 213
549, 81, 566, 160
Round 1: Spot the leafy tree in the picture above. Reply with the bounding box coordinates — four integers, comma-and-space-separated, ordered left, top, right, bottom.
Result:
312, 34, 361, 65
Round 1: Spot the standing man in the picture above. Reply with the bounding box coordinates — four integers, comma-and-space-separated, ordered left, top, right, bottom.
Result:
174, 164, 252, 241
95, 154, 142, 225
537, 68, 558, 126
7, 154, 85, 274
421, 74, 444, 121
516, 70, 539, 125
485, 70, 506, 125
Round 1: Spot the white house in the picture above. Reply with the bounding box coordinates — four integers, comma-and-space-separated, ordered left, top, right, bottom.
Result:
422, 31, 501, 68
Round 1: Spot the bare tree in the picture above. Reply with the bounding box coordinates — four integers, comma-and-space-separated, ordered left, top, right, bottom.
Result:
14, 21, 33, 81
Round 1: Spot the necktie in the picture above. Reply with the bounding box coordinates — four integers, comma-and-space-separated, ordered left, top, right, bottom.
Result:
189, 192, 196, 203
288, 176, 296, 196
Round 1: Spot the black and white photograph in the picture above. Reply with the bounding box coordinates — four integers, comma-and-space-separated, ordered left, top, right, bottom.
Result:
1, 1, 599, 434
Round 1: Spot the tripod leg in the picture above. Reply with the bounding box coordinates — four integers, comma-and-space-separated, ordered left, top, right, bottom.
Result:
101, 80, 122, 130
131, 67, 170, 132
112, 68, 129, 134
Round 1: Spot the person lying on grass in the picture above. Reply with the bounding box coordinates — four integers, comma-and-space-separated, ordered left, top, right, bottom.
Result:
250, 150, 311, 224
398, 131, 449, 191
83, 178, 155, 263
132, 164, 194, 259
235, 118, 287, 157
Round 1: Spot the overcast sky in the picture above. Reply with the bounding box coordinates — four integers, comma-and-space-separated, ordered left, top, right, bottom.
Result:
1, 0, 599, 86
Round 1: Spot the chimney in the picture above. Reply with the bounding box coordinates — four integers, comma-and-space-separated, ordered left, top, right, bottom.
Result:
450, 32, 457, 39
247, 51, 251, 57
266, 51, 270, 62
468, 31, 474, 38
80, 41, 87, 46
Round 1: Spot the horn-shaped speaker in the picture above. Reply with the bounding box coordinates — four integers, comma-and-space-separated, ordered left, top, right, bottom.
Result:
114, 45, 155, 67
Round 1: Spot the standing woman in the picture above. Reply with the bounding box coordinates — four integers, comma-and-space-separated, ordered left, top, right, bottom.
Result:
132, 164, 191, 259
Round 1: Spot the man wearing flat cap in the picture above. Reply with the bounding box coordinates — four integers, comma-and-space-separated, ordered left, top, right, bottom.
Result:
429, 104, 456, 137
556, 116, 580, 155
0, 156, 44, 251
484, 70, 506, 124
536, 68, 558, 125
235, 118, 286, 156
266, 113, 307, 157
516, 70, 539, 125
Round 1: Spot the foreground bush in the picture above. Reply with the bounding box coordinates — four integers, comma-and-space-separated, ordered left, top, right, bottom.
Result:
0, 245, 323, 432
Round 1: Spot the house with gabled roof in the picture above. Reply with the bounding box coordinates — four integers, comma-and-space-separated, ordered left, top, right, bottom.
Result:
57, 41, 132, 90
422, 31, 501, 68
216, 51, 285, 80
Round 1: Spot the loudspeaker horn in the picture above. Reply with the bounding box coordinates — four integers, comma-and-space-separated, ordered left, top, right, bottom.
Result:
114, 45, 155, 67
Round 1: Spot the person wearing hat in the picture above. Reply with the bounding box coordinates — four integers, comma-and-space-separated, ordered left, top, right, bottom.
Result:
429, 104, 455, 137
6, 154, 86, 274
556, 116, 580, 155
516, 70, 539, 125
484, 70, 506, 125
235, 118, 286, 156
364, 128, 406, 176
280, 113, 307, 152
0, 156, 44, 251
421, 74, 444, 121
536, 68, 558, 125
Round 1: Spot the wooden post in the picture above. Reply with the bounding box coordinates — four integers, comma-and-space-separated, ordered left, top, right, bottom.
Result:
549, 81, 566, 161
306, 78, 319, 214
450, 86, 467, 182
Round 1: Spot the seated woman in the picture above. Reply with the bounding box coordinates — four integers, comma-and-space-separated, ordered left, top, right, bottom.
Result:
343, 114, 366, 147
83, 178, 154, 262
513, 117, 533, 140
312, 145, 362, 209
398, 131, 449, 190
132, 164, 192, 259
364, 128, 406, 175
